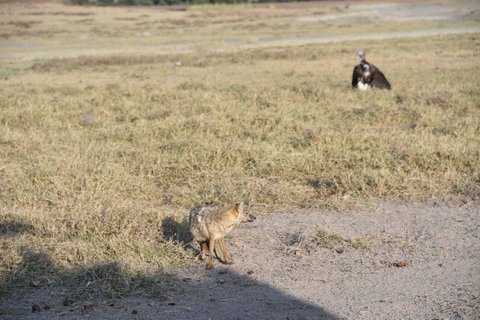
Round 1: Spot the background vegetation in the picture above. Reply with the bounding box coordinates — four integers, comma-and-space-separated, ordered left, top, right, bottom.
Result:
70, 0, 321, 7
1, 0, 479, 299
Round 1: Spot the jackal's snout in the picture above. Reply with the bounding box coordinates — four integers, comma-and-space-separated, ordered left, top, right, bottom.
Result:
243, 212, 256, 223
234, 200, 255, 223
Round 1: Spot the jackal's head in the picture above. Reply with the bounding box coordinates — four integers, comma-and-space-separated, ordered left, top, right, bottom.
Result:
232, 200, 256, 223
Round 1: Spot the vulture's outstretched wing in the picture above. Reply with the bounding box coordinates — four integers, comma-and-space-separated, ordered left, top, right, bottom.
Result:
369, 65, 391, 90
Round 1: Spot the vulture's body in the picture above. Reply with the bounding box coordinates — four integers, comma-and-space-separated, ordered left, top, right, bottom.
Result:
352, 51, 391, 90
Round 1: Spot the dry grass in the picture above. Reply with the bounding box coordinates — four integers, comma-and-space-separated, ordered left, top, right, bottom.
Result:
0, 0, 479, 299
291, 228, 369, 252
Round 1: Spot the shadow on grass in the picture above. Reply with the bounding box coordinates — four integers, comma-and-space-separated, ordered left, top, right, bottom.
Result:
160, 215, 194, 248
1, 261, 338, 319
0, 239, 338, 319
0, 220, 34, 238
0, 247, 58, 293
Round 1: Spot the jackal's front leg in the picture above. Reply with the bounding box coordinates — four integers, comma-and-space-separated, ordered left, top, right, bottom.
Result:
206, 239, 215, 270
218, 238, 234, 265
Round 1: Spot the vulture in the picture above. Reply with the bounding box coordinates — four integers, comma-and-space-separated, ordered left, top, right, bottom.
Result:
352, 50, 391, 90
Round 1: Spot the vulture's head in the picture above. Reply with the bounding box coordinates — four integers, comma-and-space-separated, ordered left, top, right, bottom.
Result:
358, 50, 365, 63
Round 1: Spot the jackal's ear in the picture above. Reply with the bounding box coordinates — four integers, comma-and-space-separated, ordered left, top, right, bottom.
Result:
237, 201, 244, 214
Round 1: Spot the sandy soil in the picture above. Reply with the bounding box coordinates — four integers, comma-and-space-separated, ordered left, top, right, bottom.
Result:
244, 26, 480, 49
1, 202, 478, 319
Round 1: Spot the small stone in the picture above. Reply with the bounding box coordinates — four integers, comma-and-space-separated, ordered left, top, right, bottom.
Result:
148, 302, 155, 307
247, 270, 254, 275
210, 298, 216, 302
219, 279, 226, 284
108, 302, 115, 307
44, 305, 50, 310
396, 262, 407, 268
161, 296, 169, 302
336, 248, 344, 254
218, 269, 228, 274
168, 302, 176, 306
63, 298, 74, 306
31, 280, 41, 287
132, 310, 138, 314
32, 304, 41, 313
80, 305, 91, 315
183, 278, 192, 282
294, 250, 301, 256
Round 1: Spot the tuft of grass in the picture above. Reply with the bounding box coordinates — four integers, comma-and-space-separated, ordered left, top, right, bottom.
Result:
351, 241, 369, 250
292, 226, 370, 252
314, 230, 369, 250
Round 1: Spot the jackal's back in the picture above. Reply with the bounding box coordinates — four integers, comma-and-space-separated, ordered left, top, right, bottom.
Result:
189, 205, 221, 242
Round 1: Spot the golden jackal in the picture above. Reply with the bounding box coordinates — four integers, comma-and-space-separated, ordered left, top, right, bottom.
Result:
189, 200, 255, 270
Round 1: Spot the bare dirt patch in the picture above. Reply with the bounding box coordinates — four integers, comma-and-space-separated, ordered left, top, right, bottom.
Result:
1, 202, 478, 319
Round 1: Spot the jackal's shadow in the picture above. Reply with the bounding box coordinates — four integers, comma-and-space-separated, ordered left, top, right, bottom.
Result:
160, 216, 194, 250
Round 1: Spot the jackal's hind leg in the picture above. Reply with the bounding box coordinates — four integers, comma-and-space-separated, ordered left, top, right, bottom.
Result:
213, 243, 220, 259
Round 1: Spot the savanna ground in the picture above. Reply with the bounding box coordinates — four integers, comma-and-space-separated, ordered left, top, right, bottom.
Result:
0, 0, 479, 319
